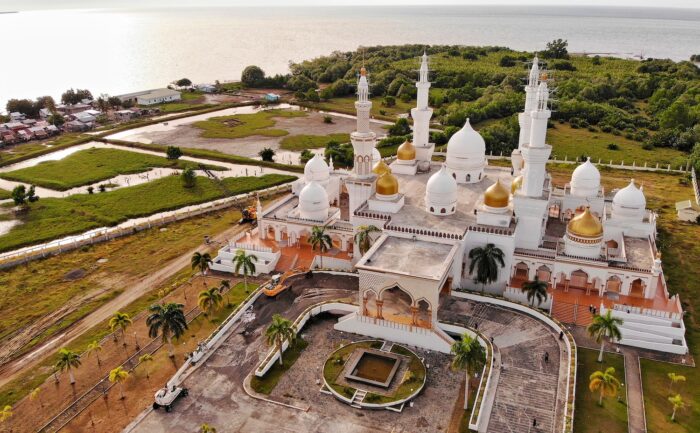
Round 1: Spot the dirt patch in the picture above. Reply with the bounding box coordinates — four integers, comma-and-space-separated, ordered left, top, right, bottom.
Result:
63, 268, 87, 281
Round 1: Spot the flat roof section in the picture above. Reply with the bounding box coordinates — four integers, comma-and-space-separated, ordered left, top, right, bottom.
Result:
358, 235, 456, 280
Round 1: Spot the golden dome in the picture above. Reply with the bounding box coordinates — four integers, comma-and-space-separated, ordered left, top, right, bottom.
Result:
484, 179, 510, 208
540, 72, 548, 81
360, 66, 367, 76
372, 159, 391, 175
511, 175, 523, 194
376, 172, 399, 196
397, 140, 416, 161
567, 207, 603, 238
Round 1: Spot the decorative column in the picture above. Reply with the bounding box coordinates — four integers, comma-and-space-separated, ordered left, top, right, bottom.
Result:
410, 305, 419, 326
375, 299, 384, 320
362, 294, 368, 316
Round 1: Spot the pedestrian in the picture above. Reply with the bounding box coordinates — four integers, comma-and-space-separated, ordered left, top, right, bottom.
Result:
589, 304, 593, 313
475, 322, 479, 330
559, 330, 564, 340
593, 307, 597, 315
533, 418, 537, 427
544, 351, 549, 363
490, 336, 494, 343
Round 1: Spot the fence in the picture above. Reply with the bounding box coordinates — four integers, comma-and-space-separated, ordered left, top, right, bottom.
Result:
692, 168, 700, 206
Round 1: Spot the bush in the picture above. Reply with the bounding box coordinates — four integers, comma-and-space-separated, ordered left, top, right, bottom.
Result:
550, 60, 576, 71
607, 143, 620, 150
299, 149, 314, 164
181, 167, 196, 188
166, 146, 183, 160
541, 38, 569, 59
591, 55, 602, 65
641, 143, 654, 150
382, 95, 396, 107
388, 118, 411, 136
323, 115, 333, 124
258, 147, 276, 162
499, 55, 517, 67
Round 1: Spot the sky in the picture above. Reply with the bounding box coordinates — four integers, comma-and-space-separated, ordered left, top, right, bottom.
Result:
2, 0, 699, 11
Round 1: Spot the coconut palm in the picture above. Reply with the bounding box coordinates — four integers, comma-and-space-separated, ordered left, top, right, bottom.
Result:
521, 277, 549, 307
0, 405, 12, 427
587, 310, 623, 362
667, 372, 686, 393
138, 354, 154, 380
265, 314, 296, 366
468, 244, 505, 293
219, 279, 232, 306
86, 340, 103, 368
232, 249, 257, 292
668, 393, 686, 422
200, 424, 218, 433
29, 387, 43, 408
451, 333, 486, 410
191, 252, 213, 279
589, 367, 621, 405
309, 225, 333, 268
55, 348, 81, 384
198, 287, 224, 317
147, 303, 188, 358
109, 366, 130, 399
354, 225, 381, 255
109, 312, 132, 346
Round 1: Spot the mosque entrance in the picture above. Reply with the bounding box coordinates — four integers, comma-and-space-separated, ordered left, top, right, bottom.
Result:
380, 286, 415, 326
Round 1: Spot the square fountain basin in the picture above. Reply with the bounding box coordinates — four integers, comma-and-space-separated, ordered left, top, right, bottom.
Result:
344, 348, 402, 388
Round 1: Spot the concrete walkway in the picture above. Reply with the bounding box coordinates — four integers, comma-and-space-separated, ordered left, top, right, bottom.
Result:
624, 351, 647, 433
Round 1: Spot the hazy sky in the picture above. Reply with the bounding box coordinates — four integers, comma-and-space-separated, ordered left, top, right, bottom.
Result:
3, 0, 699, 11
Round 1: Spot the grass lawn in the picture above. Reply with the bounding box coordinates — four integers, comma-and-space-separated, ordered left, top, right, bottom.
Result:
147, 91, 212, 113
193, 109, 307, 139
0, 188, 10, 199
250, 338, 309, 395
640, 359, 698, 432
573, 348, 628, 433
0, 148, 224, 191
300, 96, 413, 120
0, 173, 296, 252
279, 133, 350, 150
547, 123, 688, 168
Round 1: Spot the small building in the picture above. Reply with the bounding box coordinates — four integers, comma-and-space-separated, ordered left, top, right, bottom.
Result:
63, 120, 91, 132
1, 131, 16, 144
115, 109, 136, 121
116, 88, 181, 106
6, 122, 26, 132
73, 112, 96, 123
39, 108, 52, 119
22, 119, 37, 126
16, 129, 32, 141
46, 125, 60, 135
197, 84, 217, 93
265, 93, 280, 102
29, 126, 48, 139
59, 103, 91, 115
9, 112, 25, 121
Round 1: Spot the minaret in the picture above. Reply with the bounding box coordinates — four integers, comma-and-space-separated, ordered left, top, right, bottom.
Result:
412, 52, 435, 169
350, 67, 376, 179
520, 80, 552, 197
512, 56, 540, 175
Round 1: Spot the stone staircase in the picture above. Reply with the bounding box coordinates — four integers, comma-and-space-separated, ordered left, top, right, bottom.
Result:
351, 389, 367, 408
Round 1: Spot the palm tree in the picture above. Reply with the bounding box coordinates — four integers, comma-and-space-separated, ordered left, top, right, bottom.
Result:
354, 225, 381, 255
109, 312, 132, 346
521, 277, 548, 307
200, 424, 218, 433
86, 340, 103, 368
468, 244, 505, 292
309, 225, 333, 269
109, 366, 130, 400
265, 314, 296, 366
451, 333, 486, 410
589, 367, 621, 405
667, 372, 686, 393
147, 303, 189, 358
191, 251, 213, 279
55, 348, 81, 384
219, 279, 232, 306
668, 393, 686, 422
0, 405, 12, 429
198, 287, 224, 317
587, 310, 623, 362
138, 354, 154, 380
232, 250, 257, 293
29, 387, 43, 408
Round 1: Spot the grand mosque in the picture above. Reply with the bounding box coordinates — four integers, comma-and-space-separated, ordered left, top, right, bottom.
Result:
214, 54, 687, 355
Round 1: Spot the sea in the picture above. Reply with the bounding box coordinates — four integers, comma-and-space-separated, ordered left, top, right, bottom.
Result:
1, 5, 699, 109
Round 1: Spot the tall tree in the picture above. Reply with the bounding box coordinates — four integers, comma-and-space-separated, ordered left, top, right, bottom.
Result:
138, 354, 154, 381
451, 333, 486, 410
589, 367, 621, 405
667, 372, 686, 392
587, 310, 623, 362
198, 287, 224, 317
265, 314, 296, 366
109, 366, 130, 400
85, 340, 103, 368
232, 250, 257, 293
521, 276, 548, 307
354, 225, 381, 255
219, 279, 232, 306
309, 225, 333, 269
55, 348, 81, 384
29, 387, 43, 409
241, 65, 265, 87
468, 244, 505, 292
109, 312, 133, 346
0, 405, 12, 429
181, 167, 196, 188
668, 394, 686, 422
191, 252, 213, 278
147, 303, 188, 358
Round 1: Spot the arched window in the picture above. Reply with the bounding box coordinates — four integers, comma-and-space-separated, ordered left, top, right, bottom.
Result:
430, 206, 434, 212
441, 208, 446, 214
466, 174, 471, 182
452, 173, 456, 179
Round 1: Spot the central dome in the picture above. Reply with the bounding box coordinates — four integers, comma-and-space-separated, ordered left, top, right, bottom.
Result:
372, 159, 391, 175
567, 207, 603, 238
446, 119, 486, 160
298, 181, 329, 221
484, 179, 510, 208
376, 172, 399, 196
570, 157, 600, 197
397, 140, 416, 161
304, 153, 330, 184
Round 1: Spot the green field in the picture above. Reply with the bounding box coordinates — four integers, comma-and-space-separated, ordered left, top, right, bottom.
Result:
0, 148, 223, 191
299, 96, 413, 120
0, 173, 296, 253
573, 348, 628, 433
146, 91, 212, 113
193, 109, 307, 139
250, 338, 309, 395
0, 189, 10, 200
279, 133, 350, 150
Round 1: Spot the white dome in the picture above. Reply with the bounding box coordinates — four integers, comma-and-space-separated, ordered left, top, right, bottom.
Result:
570, 157, 600, 197
372, 147, 381, 166
425, 165, 458, 215
304, 153, 330, 183
447, 119, 486, 161
298, 181, 329, 221
612, 179, 646, 221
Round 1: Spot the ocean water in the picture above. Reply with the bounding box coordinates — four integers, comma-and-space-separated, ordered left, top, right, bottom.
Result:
1, 6, 699, 109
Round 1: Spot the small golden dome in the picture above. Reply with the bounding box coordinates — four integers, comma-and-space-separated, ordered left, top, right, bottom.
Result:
376, 172, 399, 196
360, 66, 367, 76
484, 179, 510, 208
397, 140, 416, 161
568, 207, 603, 238
372, 159, 391, 175
540, 72, 548, 81
511, 175, 523, 194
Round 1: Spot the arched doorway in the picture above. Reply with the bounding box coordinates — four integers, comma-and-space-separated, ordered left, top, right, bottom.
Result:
630, 279, 645, 297
606, 276, 622, 293
536, 265, 552, 282
514, 262, 529, 280
570, 269, 589, 289
363, 290, 378, 318
380, 286, 414, 326
415, 299, 431, 328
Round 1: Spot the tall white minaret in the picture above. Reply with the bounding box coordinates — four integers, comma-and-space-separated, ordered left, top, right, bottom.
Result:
350, 67, 377, 179
412, 52, 435, 169
512, 55, 540, 175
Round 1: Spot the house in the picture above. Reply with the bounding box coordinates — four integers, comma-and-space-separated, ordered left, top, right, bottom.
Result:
63, 120, 91, 132
29, 126, 48, 139
265, 93, 280, 102
39, 108, 52, 119
17, 129, 32, 141
115, 109, 136, 121
73, 112, 96, 123
115, 88, 181, 106
59, 103, 91, 115
84, 109, 101, 117
46, 125, 59, 135
6, 122, 26, 132
22, 119, 37, 127
197, 84, 217, 93
9, 112, 25, 121
1, 131, 16, 144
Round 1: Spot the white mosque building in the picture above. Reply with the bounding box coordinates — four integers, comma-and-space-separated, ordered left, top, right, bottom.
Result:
215, 54, 687, 355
